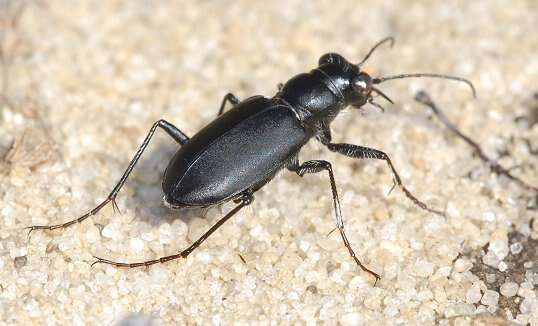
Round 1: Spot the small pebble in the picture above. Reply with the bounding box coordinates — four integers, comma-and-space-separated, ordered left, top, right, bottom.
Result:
129, 237, 144, 252
305, 271, 319, 283
525, 270, 538, 285
141, 231, 156, 242
489, 240, 509, 260
414, 259, 434, 277
383, 305, 399, 317
58, 239, 74, 252
498, 261, 507, 272
373, 206, 389, 221
445, 302, 475, 317
13, 256, 27, 270
249, 224, 265, 240
519, 297, 536, 314
483, 211, 496, 221
348, 276, 367, 290
520, 281, 533, 290
341, 312, 361, 325
85, 226, 100, 243
417, 289, 434, 301
299, 240, 310, 253
500, 282, 518, 298
159, 223, 173, 244
486, 305, 497, 314
102, 224, 119, 239
305, 285, 318, 294
518, 283, 535, 298
510, 242, 523, 255
454, 258, 473, 273
475, 305, 488, 314
481, 290, 500, 306
482, 250, 500, 268
466, 285, 482, 304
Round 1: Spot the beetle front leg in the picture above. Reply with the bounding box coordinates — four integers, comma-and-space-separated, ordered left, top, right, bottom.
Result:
327, 143, 445, 216
217, 92, 240, 116
415, 90, 538, 192
293, 159, 381, 285
26, 120, 190, 237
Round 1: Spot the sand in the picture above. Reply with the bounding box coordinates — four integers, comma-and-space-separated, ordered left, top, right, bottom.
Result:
0, 1, 537, 325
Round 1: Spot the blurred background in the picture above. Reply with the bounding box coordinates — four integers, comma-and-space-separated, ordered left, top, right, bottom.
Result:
1, 1, 537, 324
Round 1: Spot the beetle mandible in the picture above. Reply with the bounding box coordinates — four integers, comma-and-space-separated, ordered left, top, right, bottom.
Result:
28, 37, 475, 285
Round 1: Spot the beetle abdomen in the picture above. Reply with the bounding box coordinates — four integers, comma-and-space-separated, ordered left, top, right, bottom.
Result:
163, 97, 311, 207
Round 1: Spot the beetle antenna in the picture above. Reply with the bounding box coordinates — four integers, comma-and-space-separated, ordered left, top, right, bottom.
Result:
372, 86, 394, 104
357, 37, 395, 67
373, 73, 476, 98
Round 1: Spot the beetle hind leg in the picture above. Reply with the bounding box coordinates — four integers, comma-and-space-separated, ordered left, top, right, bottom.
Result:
91, 192, 253, 268
26, 120, 190, 239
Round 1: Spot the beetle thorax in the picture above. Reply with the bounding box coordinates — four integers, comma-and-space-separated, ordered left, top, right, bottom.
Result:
277, 70, 352, 127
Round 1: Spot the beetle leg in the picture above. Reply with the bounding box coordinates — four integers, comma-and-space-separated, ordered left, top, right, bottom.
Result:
326, 143, 445, 217
415, 90, 538, 192
217, 92, 240, 116
91, 192, 253, 268
294, 159, 380, 285
315, 124, 332, 145
26, 120, 190, 237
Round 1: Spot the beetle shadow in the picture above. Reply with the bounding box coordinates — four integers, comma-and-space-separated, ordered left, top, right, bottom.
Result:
117, 138, 209, 227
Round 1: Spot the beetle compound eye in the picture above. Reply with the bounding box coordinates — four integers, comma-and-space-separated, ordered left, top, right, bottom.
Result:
354, 78, 367, 89
352, 73, 373, 95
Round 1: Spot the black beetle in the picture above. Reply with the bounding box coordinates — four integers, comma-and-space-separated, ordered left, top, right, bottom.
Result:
28, 37, 475, 284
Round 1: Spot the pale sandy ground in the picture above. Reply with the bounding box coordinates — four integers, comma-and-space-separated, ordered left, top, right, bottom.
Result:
0, 1, 537, 325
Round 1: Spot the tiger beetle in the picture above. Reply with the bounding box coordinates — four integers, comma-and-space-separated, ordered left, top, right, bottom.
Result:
27, 37, 475, 285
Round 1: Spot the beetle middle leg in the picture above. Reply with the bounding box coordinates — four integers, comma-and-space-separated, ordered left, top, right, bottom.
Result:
327, 143, 445, 216
217, 92, 240, 116
292, 159, 381, 285
26, 119, 190, 236
91, 192, 253, 268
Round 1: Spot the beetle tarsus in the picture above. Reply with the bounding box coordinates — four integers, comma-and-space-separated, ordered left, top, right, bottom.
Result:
26, 198, 111, 240
90, 193, 253, 268
110, 196, 121, 215
26, 120, 191, 239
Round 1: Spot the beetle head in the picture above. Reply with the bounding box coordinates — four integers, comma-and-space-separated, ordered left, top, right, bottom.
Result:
317, 37, 475, 112
317, 52, 391, 111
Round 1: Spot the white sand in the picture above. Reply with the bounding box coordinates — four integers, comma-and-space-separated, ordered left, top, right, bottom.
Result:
1, 1, 537, 324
